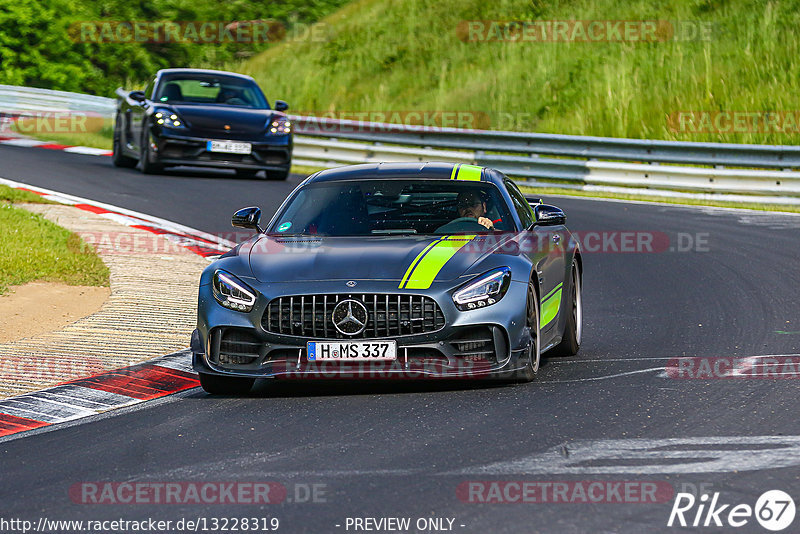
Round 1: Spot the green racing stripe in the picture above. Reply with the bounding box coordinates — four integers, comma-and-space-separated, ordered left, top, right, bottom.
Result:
450, 164, 483, 181
540, 282, 563, 328
399, 235, 476, 290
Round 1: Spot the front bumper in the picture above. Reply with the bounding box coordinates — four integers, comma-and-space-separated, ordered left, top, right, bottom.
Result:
192, 280, 533, 380
151, 129, 292, 172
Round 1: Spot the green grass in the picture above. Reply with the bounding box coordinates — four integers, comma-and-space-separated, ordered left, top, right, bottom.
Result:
237, 0, 800, 145
0, 196, 109, 295
11, 119, 114, 151
520, 185, 800, 214
0, 184, 55, 204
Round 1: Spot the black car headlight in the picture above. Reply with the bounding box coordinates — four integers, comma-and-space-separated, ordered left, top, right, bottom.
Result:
212, 270, 257, 312
453, 267, 511, 311
266, 116, 291, 135
153, 108, 186, 129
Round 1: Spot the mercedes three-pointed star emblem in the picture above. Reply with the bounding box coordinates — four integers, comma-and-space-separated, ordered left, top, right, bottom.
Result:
332, 299, 369, 335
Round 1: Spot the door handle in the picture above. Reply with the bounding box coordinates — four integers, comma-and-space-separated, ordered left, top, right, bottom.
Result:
552, 234, 561, 245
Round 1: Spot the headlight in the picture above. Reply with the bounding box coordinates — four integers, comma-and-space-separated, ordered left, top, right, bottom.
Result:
153, 108, 185, 128
267, 116, 291, 135
453, 267, 511, 311
212, 270, 257, 312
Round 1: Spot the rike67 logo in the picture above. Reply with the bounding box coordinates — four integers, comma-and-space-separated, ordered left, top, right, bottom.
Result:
668, 490, 796, 531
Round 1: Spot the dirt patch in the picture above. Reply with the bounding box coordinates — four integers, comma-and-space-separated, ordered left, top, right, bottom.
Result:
0, 281, 110, 343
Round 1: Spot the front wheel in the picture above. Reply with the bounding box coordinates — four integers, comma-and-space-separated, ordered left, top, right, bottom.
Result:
266, 168, 290, 181
236, 169, 262, 179
551, 261, 582, 357
514, 282, 541, 383
199, 373, 255, 395
139, 133, 163, 174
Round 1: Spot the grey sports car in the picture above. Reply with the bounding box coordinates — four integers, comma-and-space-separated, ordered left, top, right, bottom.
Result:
191, 162, 582, 394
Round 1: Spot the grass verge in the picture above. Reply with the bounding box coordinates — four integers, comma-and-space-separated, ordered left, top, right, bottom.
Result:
0, 189, 109, 295
520, 185, 800, 214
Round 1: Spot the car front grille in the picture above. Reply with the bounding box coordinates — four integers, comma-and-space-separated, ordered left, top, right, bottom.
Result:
262, 294, 446, 339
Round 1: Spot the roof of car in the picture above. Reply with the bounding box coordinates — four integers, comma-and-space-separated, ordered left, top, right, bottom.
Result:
155, 68, 255, 81
306, 163, 497, 184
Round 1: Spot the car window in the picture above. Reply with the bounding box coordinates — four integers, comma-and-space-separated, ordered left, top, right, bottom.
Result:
154, 75, 269, 109
505, 178, 534, 228
269, 180, 514, 236
144, 78, 155, 100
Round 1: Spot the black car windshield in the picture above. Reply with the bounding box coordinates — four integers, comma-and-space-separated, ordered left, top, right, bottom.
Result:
155, 75, 269, 109
269, 180, 516, 236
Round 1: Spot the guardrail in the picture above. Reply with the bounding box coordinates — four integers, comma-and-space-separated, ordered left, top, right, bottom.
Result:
1, 84, 799, 204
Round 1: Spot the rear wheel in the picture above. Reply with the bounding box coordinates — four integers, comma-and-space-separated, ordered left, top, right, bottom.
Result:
514, 282, 541, 383
199, 373, 255, 395
111, 118, 136, 168
551, 261, 582, 357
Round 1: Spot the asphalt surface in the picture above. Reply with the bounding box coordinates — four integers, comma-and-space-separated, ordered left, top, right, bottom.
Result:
2, 144, 800, 533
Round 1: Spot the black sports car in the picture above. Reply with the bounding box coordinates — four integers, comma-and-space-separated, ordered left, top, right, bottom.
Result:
191, 162, 583, 393
112, 68, 292, 180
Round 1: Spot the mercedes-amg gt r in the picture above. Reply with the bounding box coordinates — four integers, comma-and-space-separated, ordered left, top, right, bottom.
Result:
191, 162, 582, 393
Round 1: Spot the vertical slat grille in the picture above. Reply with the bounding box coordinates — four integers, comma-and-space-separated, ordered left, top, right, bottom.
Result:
263, 294, 445, 339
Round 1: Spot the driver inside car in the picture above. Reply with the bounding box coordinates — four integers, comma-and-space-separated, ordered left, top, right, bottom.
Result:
434, 190, 501, 233
455, 190, 496, 230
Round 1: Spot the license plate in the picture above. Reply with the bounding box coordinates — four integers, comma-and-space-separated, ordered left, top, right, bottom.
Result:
307, 341, 397, 361
206, 140, 252, 154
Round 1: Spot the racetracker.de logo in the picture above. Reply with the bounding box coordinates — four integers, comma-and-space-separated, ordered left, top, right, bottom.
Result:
70, 482, 287, 504
665, 356, 800, 379
457, 481, 674, 503
456, 20, 714, 43
68, 20, 329, 44
0, 111, 105, 134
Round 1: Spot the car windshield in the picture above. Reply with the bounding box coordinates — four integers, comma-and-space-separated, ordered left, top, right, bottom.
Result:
155, 74, 269, 109
269, 179, 515, 236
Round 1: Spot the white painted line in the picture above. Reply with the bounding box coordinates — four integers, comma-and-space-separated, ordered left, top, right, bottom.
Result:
545, 367, 665, 383
0, 176, 236, 249
0, 138, 47, 147
62, 146, 112, 156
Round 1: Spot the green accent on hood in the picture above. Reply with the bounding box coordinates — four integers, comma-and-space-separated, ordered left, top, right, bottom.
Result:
399, 235, 476, 290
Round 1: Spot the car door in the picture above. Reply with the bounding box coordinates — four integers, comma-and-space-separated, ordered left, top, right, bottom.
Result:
504, 178, 566, 336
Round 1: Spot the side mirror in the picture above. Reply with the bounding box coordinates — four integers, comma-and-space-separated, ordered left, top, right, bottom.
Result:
534, 204, 566, 226
274, 100, 289, 112
232, 206, 262, 232
129, 90, 146, 102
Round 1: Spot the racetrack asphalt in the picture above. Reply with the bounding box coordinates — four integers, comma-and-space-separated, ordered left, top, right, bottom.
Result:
2, 144, 800, 533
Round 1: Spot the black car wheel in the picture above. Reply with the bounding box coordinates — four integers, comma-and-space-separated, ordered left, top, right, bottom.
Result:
111, 118, 137, 168
236, 169, 262, 179
266, 168, 290, 181
139, 133, 163, 174
199, 372, 255, 395
514, 282, 541, 382
551, 261, 582, 357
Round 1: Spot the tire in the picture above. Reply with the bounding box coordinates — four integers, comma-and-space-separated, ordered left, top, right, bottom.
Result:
266, 168, 290, 181
513, 282, 541, 383
199, 372, 255, 395
139, 133, 163, 174
550, 261, 582, 357
111, 119, 137, 168
236, 169, 262, 179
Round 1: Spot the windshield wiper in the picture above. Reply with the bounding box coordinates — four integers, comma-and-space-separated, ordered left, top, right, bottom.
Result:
371, 229, 418, 235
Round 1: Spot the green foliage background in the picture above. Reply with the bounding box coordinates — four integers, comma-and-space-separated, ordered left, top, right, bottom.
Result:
0, 0, 349, 95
